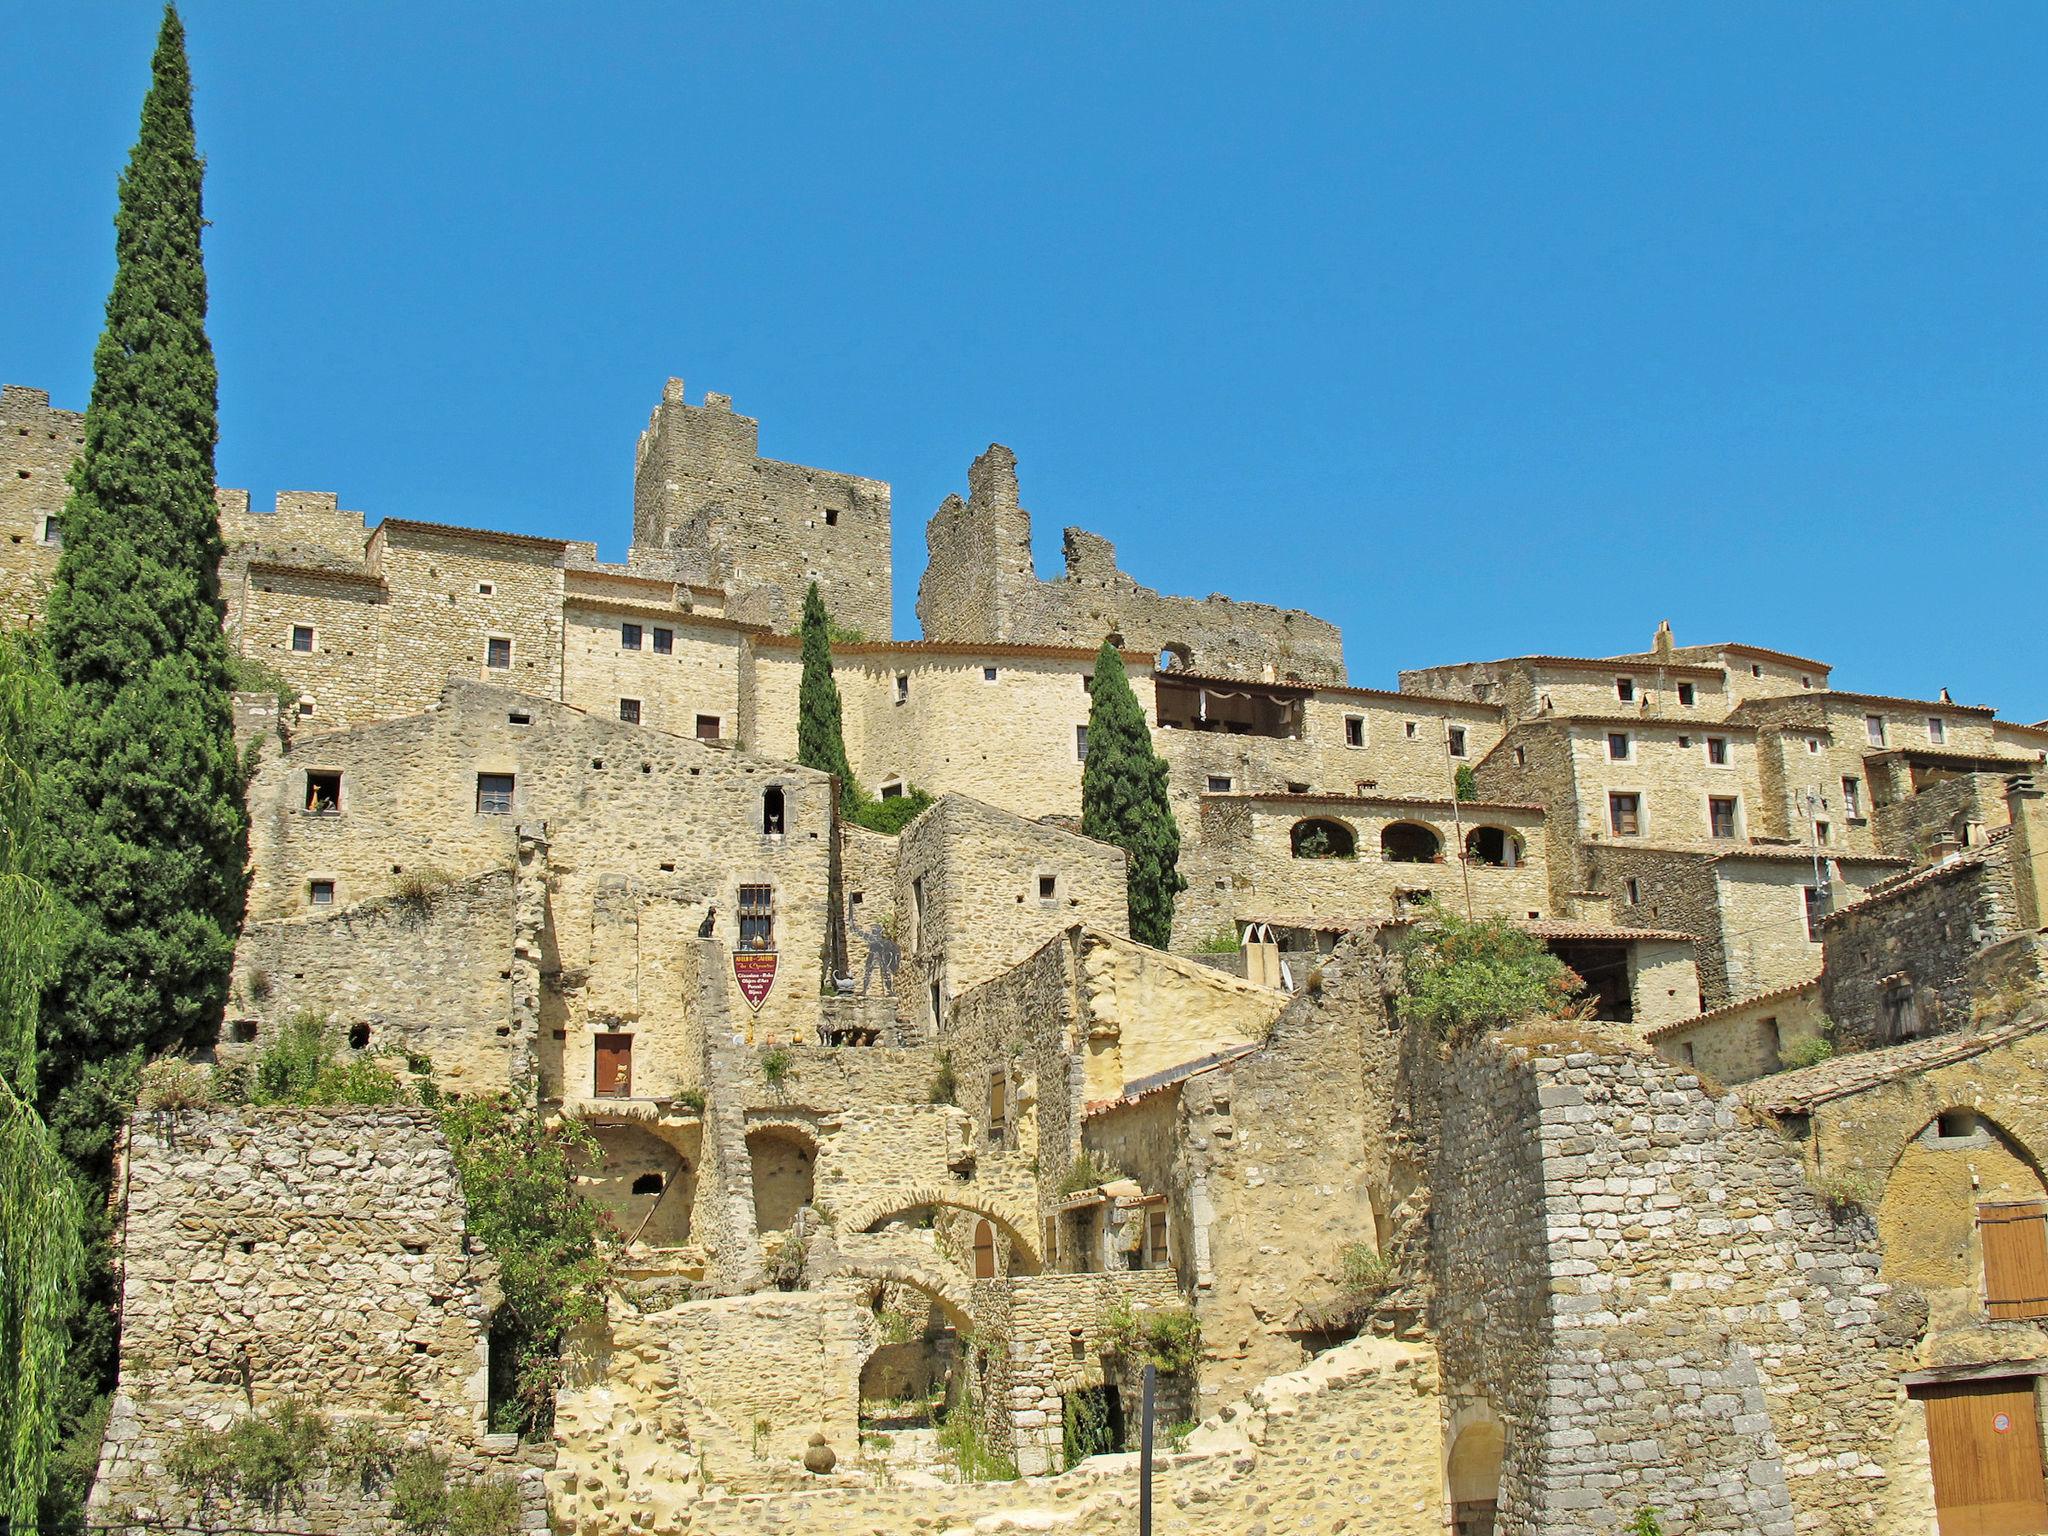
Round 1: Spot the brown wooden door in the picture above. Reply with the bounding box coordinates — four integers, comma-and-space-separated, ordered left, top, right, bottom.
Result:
1922, 1378, 2048, 1536
594, 1033, 632, 1098
973, 1221, 997, 1280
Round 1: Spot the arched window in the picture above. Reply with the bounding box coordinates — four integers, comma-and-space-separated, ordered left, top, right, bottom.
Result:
1158, 643, 1192, 673
973, 1219, 997, 1279
1464, 826, 1522, 868
1381, 822, 1442, 863
762, 785, 786, 835
1290, 818, 1357, 859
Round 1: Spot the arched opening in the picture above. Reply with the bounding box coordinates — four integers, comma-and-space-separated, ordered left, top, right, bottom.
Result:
857, 1279, 965, 1443
347, 1022, 372, 1050
1447, 1420, 1504, 1536
1878, 1110, 2048, 1300
973, 1219, 997, 1279
857, 1200, 1043, 1276
748, 1126, 816, 1234
1381, 822, 1442, 863
762, 785, 786, 835
575, 1123, 697, 1248
1158, 643, 1191, 673
1290, 818, 1357, 860
1464, 826, 1522, 868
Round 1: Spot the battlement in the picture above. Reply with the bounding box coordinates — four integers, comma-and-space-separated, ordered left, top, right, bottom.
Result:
216, 486, 370, 562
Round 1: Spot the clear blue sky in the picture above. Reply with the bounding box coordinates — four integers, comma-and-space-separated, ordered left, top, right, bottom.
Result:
6, 4, 2045, 716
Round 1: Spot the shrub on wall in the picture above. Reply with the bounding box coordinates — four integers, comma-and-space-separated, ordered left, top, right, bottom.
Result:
1395, 899, 1585, 1048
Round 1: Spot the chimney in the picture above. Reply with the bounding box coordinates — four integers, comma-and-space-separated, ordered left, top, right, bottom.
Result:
1924, 835, 1962, 868
2006, 775, 2048, 931
1652, 621, 1675, 657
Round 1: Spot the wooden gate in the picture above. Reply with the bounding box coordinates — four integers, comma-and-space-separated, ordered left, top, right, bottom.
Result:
1919, 1377, 2048, 1536
594, 1033, 632, 1098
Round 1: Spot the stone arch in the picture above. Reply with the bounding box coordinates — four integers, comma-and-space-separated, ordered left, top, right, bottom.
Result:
1158, 642, 1192, 673
746, 1123, 818, 1234
1876, 1107, 2048, 1296
1463, 825, 1523, 868
826, 1259, 975, 1333
842, 1186, 1042, 1272
1290, 817, 1357, 860
576, 1121, 697, 1248
1381, 821, 1442, 863
1445, 1410, 1504, 1536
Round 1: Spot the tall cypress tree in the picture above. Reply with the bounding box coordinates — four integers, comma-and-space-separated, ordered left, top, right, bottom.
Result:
1081, 640, 1185, 948
38, 4, 248, 1124
796, 581, 857, 808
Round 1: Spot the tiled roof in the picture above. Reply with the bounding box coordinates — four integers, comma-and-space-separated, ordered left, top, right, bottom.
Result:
1820, 835, 2008, 924
1310, 682, 1501, 713
1084, 1045, 1258, 1115
1743, 1013, 2048, 1114
375, 517, 571, 551
1824, 689, 1998, 717
1598, 840, 1905, 867
245, 556, 384, 589
1644, 974, 1823, 1042
1548, 714, 1757, 733
1430, 654, 1725, 679
1157, 669, 1316, 692
561, 594, 767, 632
1609, 642, 1831, 672
1863, 746, 2043, 770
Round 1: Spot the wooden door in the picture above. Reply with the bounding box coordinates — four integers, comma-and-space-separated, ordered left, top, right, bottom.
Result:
973, 1221, 997, 1280
1982, 1203, 2048, 1320
594, 1033, 632, 1098
1921, 1378, 2048, 1536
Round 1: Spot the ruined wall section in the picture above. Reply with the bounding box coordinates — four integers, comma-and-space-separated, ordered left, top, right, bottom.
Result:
632, 380, 890, 639
91, 1108, 547, 1533
0, 384, 83, 620
917, 444, 1346, 684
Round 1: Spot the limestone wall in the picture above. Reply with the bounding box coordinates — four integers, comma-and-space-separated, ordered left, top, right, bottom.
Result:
1073, 929, 1283, 1099
1872, 767, 2015, 859
90, 1107, 546, 1533
559, 602, 749, 742
0, 384, 81, 620
1646, 978, 1828, 1084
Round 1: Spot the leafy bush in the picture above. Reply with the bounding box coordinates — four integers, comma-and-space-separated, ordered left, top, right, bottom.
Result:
1164, 1419, 1196, 1453
1816, 1169, 1876, 1219
1193, 927, 1242, 955
761, 1045, 795, 1091
444, 1474, 523, 1536
239, 1011, 414, 1107
163, 1425, 235, 1508
1780, 1035, 1835, 1069
936, 1396, 1017, 1482
391, 866, 456, 919
165, 1399, 327, 1514
927, 1050, 957, 1106
136, 1055, 215, 1113
676, 1086, 706, 1114
439, 1093, 615, 1437
1454, 764, 1478, 801
329, 1420, 400, 1492
1056, 1151, 1121, 1197
390, 1450, 452, 1531
1102, 1299, 1202, 1375
1339, 1241, 1391, 1295
1626, 1507, 1665, 1536
847, 786, 935, 835
1395, 900, 1584, 1047
1062, 1385, 1117, 1468
230, 653, 300, 715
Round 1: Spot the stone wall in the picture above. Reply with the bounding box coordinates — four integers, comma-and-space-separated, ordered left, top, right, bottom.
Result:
916, 443, 1346, 684
1646, 978, 1828, 1085
1872, 767, 2016, 859
0, 384, 82, 620
632, 380, 891, 639
90, 1107, 546, 1533
1073, 929, 1283, 1099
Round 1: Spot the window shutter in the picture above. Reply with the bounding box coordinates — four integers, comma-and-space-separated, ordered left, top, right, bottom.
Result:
1981, 1201, 2048, 1319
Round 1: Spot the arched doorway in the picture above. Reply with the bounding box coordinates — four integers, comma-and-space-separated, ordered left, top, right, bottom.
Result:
1447, 1419, 1503, 1536
972, 1219, 997, 1279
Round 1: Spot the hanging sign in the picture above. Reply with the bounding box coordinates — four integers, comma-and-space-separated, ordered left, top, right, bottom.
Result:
733, 950, 778, 1011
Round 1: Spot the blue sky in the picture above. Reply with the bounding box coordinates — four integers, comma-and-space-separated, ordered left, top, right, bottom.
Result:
6, 4, 2045, 716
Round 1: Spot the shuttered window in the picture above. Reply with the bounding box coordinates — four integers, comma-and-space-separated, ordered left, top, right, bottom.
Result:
1981, 1201, 2048, 1319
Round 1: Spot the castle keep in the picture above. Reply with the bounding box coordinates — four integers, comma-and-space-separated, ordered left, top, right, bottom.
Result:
12, 372, 2048, 1536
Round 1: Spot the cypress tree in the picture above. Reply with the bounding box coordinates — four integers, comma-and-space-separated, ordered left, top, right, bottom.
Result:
1081, 640, 1186, 948
796, 581, 857, 807
38, 4, 247, 1124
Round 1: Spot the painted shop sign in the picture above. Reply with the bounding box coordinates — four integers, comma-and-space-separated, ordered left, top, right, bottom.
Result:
734, 950, 777, 1010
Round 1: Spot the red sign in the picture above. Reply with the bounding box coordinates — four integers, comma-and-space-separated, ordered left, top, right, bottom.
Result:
733, 950, 777, 1011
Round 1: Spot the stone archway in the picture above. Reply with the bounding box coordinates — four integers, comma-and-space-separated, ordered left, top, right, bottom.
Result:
841, 1185, 1042, 1272
1446, 1416, 1504, 1536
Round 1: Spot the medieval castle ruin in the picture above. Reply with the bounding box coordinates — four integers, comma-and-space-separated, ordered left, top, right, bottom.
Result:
9, 372, 2048, 1535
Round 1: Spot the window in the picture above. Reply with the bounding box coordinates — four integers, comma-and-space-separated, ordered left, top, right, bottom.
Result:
1866, 714, 1887, 747
1814, 820, 1831, 845
1681, 1042, 1696, 1065
738, 885, 775, 950
1206, 775, 1234, 793
631, 1172, 664, 1196
988, 1072, 1008, 1140
1615, 677, 1635, 703
895, 673, 909, 704
1706, 736, 1729, 765
594, 1033, 632, 1098
297, 699, 315, 717
879, 780, 906, 800
1345, 716, 1365, 748
618, 697, 641, 725
1624, 877, 1641, 905
1146, 1209, 1169, 1268
983, 666, 998, 682
476, 773, 515, 815
305, 771, 342, 814
762, 786, 785, 835
695, 715, 720, 741
1676, 682, 1695, 707
1513, 746, 1526, 767
1038, 874, 1057, 901
1979, 1202, 2048, 1319
1751, 663, 1763, 678
290, 624, 315, 653
620, 623, 643, 650
308, 879, 335, 907
485, 636, 512, 670
1937, 1109, 1979, 1140
1609, 793, 1641, 836
1842, 776, 1863, 818
911, 875, 927, 931
1708, 796, 1738, 839
477, 581, 494, 595
39, 515, 59, 547
1806, 737, 1821, 754
1447, 726, 1468, 758
652, 627, 674, 655
1404, 722, 1418, 739
1608, 732, 1631, 761
1928, 716, 1947, 745
1677, 735, 1692, 749
1759, 1017, 1781, 1058
1802, 886, 1825, 941
1075, 725, 1089, 762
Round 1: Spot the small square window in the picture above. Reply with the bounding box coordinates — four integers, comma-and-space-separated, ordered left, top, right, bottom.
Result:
290, 624, 315, 653
1404, 722, 1418, 740
895, 674, 910, 704
695, 715, 720, 741
984, 666, 998, 682
1751, 663, 1764, 678
1447, 726, 1467, 758
1608, 732, 1631, 761
477, 773, 515, 815
305, 770, 342, 814
297, 699, 315, 717
1344, 717, 1365, 748
619, 698, 641, 725
1075, 725, 1089, 762
824, 508, 840, 527
1676, 682, 1695, 706
39, 515, 60, 547
1206, 775, 1233, 793
1706, 736, 1729, 765
308, 879, 335, 907
1937, 1109, 1978, 1139
1678, 735, 1692, 749
1038, 875, 1056, 901
477, 581, 494, 596
621, 623, 643, 650
1615, 677, 1635, 703
485, 636, 512, 670
1609, 792, 1641, 836
650, 627, 673, 655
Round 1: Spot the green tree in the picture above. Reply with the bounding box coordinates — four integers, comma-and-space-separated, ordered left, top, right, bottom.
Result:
37, 2, 249, 1118
795, 582, 857, 807
1395, 900, 1585, 1047
1080, 641, 1185, 947
0, 633, 88, 1528
1454, 763, 1478, 801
